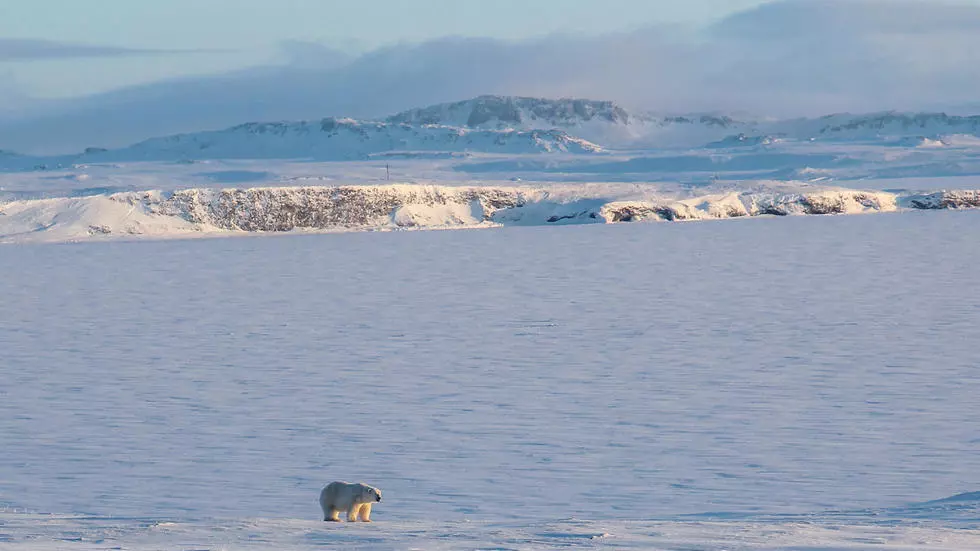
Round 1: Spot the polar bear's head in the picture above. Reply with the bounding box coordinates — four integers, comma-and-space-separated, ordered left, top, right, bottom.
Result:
361, 485, 382, 502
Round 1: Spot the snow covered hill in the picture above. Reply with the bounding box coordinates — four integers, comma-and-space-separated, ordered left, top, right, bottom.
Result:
385, 96, 980, 149
3, 181, 980, 243
386, 95, 748, 148
767, 112, 980, 143
87, 118, 602, 162
388, 95, 635, 128
679, 111, 980, 148
4, 96, 980, 171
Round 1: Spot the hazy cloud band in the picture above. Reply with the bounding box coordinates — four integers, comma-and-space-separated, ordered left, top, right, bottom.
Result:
0, 38, 215, 61
3, 0, 980, 153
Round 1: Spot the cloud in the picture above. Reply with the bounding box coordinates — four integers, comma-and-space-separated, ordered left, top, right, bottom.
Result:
0, 69, 39, 120
690, 0, 980, 111
275, 41, 355, 70
3, 0, 980, 153
716, 0, 980, 38
0, 38, 210, 61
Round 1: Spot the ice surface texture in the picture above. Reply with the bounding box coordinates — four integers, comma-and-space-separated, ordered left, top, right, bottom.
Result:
2, 211, 979, 549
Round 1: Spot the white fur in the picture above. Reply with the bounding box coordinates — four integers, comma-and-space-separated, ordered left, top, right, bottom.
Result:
319, 481, 383, 522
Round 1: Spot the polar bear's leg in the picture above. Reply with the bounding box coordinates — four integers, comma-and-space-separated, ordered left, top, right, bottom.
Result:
358, 503, 373, 522
320, 485, 342, 521
347, 504, 361, 522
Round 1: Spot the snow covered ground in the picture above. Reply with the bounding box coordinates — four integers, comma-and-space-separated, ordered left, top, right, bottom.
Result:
2, 513, 979, 550
2, 212, 980, 549
3, 96, 980, 548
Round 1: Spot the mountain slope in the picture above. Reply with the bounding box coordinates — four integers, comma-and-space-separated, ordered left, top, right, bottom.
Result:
387, 95, 750, 148
385, 97, 980, 148
387, 95, 635, 129
72, 117, 602, 163
7, 96, 980, 171
808, 112, 980, 140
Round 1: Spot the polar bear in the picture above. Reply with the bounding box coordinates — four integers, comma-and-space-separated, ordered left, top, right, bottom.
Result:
319, 481, 383, 522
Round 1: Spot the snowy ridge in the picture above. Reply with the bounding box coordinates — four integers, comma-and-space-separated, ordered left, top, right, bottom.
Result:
721, 112, 980, 146
813, 112, 980, 139
387, 95, 635, 128
903, 190, 980, 210
4, 183, 980, 243
92, 118, 602, 162
5, 97, 980, 167
383, 96, 980, 148
674, 111, 980, 148
386, 95, 749, 147
0, 117, 602, 170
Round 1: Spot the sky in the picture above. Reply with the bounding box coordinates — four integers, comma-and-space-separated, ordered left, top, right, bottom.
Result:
0, 0, 769, 99
3, 0, 980, 154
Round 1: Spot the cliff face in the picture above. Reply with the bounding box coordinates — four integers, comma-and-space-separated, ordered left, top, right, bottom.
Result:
4, 183, 979, 243
904, 190, 980, 210
387, 95, 634, 128
104, 186, 903, 233
121, 186, 529, 231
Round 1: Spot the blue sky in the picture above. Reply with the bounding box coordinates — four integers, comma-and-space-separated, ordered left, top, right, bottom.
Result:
1, 0, 768, 98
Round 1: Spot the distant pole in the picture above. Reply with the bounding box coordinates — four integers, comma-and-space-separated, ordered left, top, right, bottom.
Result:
386, 164, 390, 181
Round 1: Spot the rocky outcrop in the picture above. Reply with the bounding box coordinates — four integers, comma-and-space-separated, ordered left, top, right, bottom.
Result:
5, 184, 980, 243
904, 190, 980, 210
818, 113, 980, 135
104, 186, 958, 235
114, 186, 528, 231
387, 95, 634, 128
746, 191, 897, 216
599, 202, 701, 223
